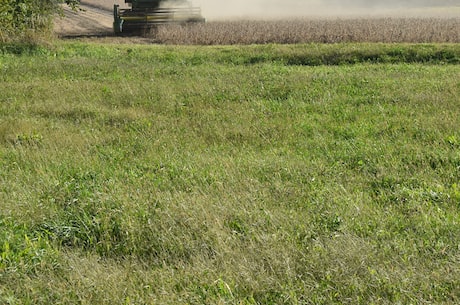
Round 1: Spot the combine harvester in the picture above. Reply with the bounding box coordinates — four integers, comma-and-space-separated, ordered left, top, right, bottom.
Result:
113, 0, 205, 35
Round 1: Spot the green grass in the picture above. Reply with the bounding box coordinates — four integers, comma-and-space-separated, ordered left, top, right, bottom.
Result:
1, 42, 460, 304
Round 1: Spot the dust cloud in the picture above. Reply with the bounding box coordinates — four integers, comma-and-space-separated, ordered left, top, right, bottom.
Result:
191, 0, 460, 19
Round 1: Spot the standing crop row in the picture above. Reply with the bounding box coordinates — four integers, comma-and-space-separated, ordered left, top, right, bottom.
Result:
152, 18, 460, 45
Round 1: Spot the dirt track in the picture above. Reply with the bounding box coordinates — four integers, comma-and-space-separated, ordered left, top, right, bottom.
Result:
54, 0, 129, 37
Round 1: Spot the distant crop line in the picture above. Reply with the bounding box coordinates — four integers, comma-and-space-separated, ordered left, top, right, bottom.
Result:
150, 18, 460, 45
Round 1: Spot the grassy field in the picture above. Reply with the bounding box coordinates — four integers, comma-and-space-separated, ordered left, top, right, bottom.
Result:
1, 42, 460, 304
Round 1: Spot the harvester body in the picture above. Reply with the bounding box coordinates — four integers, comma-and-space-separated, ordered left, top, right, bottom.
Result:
113, 0, 204, 34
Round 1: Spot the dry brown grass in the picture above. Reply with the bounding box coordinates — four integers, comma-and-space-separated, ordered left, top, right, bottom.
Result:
151, 18, 460, 44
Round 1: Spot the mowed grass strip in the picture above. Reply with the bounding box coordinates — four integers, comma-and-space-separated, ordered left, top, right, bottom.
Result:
1, 42, 460, 304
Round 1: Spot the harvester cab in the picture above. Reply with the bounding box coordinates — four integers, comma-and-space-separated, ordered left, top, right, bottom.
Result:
113, 0, 205, 35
